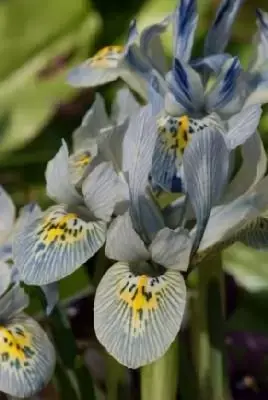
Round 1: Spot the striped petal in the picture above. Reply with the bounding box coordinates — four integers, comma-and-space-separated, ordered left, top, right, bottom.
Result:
94, 262, 186, 368
224, 132, 267, 202
198, 175, 268, 252
0, 312, 55, 398
206, 57, 244, 116
127, 105, 164, 243
168, 59, 204, 114
0, 261, 11, 298
148, 73, 165, 115
124, 20, 151, 77
191, 54, 231, 75
183, 127, 230, 252
45, 140, 82, 206
150, 227, 192, 271
204, 0, 244, 56
0, 186, 15, 242
151, 114, 216, 193
67, 46, 125, 87
174, 0, 198, 62
225, 105, 262, 150
13, 205, 106, 284
82, 162, 128, 222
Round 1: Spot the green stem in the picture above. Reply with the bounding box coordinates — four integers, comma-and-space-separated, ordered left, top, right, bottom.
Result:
106, 354, 127, 400
141, 339, 178, 400
194, 255, 230, 400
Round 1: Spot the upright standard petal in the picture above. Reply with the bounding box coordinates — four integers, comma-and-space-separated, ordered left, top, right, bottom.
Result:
111, 87, 140, 125
168, 59, 204, 114
124, 20, 151, 77
105, 212, 150, 262
45, 140, 82, 206
248, 9, 268, 73
127, 106, 164, 242
72, 93, 110, 152
82, 162, 128, 222
204, 0, 244, 56
94, 262, 186, 368
174, 0, 198, 62
0, 312, 55, 398
225, 105, 262, 149
150, 227, 192, 271
0, 186, 15, 242
206, 57, 244, 116
224, 132, 267, 202
140, 15, 171, 74
183, 127, 230, 252
67, 46, 125, 87
13, 205, 106, 284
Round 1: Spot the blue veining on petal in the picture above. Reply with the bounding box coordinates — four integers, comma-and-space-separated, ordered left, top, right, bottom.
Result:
204, 0, 244, 56
206, 57, 242, 111
174, 0, 198, 62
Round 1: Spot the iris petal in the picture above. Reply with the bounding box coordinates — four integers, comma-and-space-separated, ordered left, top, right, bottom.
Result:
174, 0, 198, 62
67, 46, 125, 87
168, 59, 204, 114
13, 205, 106, 284
183, 126, 229, 252
94, 262, 186, 369
0, 312, 55, 398
204, 0, 244, 56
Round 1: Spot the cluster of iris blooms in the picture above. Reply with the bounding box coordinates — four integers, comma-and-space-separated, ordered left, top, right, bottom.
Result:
1, 0, 268, 397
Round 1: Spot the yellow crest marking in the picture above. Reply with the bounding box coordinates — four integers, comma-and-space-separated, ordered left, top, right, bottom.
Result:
157, 115, 192, 159
88, 46, 124, 67
74, 153, 91, 167
117, 274, 168, 334
38, 212, 86, 245
0, 325, 35, 367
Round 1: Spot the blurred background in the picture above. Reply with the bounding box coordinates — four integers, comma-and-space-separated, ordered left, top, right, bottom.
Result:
1, 0, 268, 398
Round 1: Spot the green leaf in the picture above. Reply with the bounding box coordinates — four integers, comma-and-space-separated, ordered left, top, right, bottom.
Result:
223, 243, 268, 292
0, 12, 101, 156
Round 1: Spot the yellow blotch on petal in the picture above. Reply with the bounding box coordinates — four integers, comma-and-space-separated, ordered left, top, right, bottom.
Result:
88, 46, 124, 67
38, 212, 86, 245
117, 274, 168, 335
0, 325, 34, 366
157, 115, 192, 159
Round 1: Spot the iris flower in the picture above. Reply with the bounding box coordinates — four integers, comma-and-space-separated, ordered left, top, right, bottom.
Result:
93, 101, 232, 367
67, 0, 264, 193
0, 262, 55, 397
13, 88, 141, 285
94, 94, 268, 367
